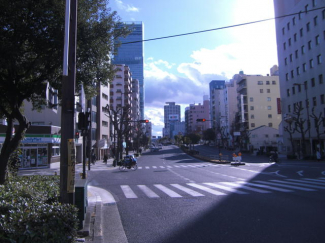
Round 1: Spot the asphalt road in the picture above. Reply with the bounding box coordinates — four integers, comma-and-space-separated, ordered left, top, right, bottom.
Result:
87, 145, 325, 243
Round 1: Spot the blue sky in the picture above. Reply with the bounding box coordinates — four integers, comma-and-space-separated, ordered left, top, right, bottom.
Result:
110, 0, 278, 137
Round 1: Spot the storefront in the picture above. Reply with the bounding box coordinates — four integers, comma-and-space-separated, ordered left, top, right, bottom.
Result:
0, 125, 61, 169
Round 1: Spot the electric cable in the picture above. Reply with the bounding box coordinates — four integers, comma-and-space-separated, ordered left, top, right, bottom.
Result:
121, 6, 325, 45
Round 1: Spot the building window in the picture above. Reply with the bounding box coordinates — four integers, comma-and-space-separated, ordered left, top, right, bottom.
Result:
293, 17, 296, 25
102, 93, 108, 100
288, 105, 291, 113
288, 38, 292, 46
306, 22, 310, 32
286, 73, 289, 81
319, 74, 323, 84
303, 63, 307, 72
287, 89, 290, 97
268, 123, 273, 127
283, 42, 286, 50
301, 45, 305, 54
290, 54, 293, 62
102, 121, 108, 127
287, 22, 290, 30
321, 94, 325, 104
267, 89, 270, 93
308, 40, 312, 50
317, 55, 322, 64
313, 97, 317, 106
250, 97, 254, 102
260, 89, 263, 93
311, 78, 315, 87
314, 16, 318, 26
292, 86, 296, 95
250, 106, 254, 110
285, 58, 288, 65
267, 97, 271, 101
258, 81, 263, 85
282, 27, 285, 35
251, 114, 255, 119
310, 59, 314, 68
268, 114, 272, 118
251, 123, 255, 128
291, 70, 294, 78
267, 106, 272, 110
296, 67, 300, 75
312, 0, 317, 7
300, 28, 303, 37
272, 81, 276, 85
323, 9, 325, 19
266, 81, 270, 85
316, 35, 320, 45
305, 4, 309, 13
295, 50, 299, 59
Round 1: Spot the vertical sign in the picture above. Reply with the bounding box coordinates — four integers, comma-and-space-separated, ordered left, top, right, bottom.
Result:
277, 98, 282, 114
67, 139, 76, 193
241, 94, 245, 122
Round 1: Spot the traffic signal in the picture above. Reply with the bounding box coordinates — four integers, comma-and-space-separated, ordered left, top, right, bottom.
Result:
75, 131, 80, 139
196, 118, 206, 122
78, 112, 91, 130
139, 120, 149, 123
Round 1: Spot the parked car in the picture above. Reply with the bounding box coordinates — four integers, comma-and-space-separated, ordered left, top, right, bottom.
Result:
158, 144, 163, 149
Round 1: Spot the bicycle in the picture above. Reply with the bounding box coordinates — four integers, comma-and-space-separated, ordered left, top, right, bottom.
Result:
119, 160, 138, 171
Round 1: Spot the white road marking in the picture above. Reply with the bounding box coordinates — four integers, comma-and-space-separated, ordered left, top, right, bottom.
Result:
154, 184, 182, 198
187, 183, 226, 196
255, 180, 315, 191
237, 181, 293, 192
221, 182, 271, 193
204, 183, 248, 194
170, 184, 205, 197
137, 185, 159, 198
272, 180, 325, 189
297, 170, 304, 176
121, 185, 138, 198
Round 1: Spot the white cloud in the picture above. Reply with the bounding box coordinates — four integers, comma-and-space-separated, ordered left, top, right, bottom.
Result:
115, 0, 139, 12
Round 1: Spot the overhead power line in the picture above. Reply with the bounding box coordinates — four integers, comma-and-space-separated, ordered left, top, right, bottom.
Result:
121, 6, 325, 45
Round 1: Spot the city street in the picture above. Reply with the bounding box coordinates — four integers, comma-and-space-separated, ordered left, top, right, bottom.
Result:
86, 145, 325, 243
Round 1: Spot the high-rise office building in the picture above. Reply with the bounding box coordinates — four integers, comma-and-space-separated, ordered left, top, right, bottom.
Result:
209, 80, 226, 129
163, 102, 181, 138
273, 0, 325, 156
113, 22, 145, 119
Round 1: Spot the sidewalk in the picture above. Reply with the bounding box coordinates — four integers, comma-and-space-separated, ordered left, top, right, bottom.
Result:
18, 157, 128, 243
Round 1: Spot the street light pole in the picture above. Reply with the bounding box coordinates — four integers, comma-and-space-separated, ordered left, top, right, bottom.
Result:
294, 83, 313, 156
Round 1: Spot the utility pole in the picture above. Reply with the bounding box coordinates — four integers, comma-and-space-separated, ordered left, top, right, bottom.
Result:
60, 0, 77, 204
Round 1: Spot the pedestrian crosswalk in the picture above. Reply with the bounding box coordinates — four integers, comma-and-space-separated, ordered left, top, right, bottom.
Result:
137, 163, 219, 170
118, 178, 325, 199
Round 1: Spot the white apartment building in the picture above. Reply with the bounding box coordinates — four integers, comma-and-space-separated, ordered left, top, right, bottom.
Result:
274, 0, 325, 157
235, 69, 281, 151
186, 97, 211, 135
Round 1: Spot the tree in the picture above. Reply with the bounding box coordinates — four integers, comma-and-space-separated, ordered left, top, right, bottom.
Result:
283, 116, 297, 157
310, 107, 325, 156
0, 0, 130, 183
292, 103, 309, 157
203, 128, 216, 142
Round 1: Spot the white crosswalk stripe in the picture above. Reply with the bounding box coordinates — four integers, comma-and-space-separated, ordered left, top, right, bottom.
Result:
272, 180, 325, 189
221, 182, 271, 193
170, 184, 205, 197
118, 178, 325, 199
138, 185, 159, 198
121, 185, 137, 198
187, 183, 227, 196
154, 184, 182, 197
204, 182, 248, 194
255, 180, 316, 191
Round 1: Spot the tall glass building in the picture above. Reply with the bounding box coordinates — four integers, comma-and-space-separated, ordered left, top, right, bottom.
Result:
113, 22, 145, 119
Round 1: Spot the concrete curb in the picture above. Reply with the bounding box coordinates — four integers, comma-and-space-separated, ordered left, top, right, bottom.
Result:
86, 186, 128, 243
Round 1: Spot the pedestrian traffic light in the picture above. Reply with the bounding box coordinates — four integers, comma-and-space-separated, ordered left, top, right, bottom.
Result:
139, 119, 149, 123
78, 112, 85, 130
196, 118, 206, 122
75, 131, 80, 139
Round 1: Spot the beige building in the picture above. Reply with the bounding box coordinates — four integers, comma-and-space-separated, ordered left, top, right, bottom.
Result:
235, 68, 281, 150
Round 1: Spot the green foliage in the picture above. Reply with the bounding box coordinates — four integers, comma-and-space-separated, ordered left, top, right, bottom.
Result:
0, 176, 78, 242
184, 133, 201, 145
203, 128, 216, 141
